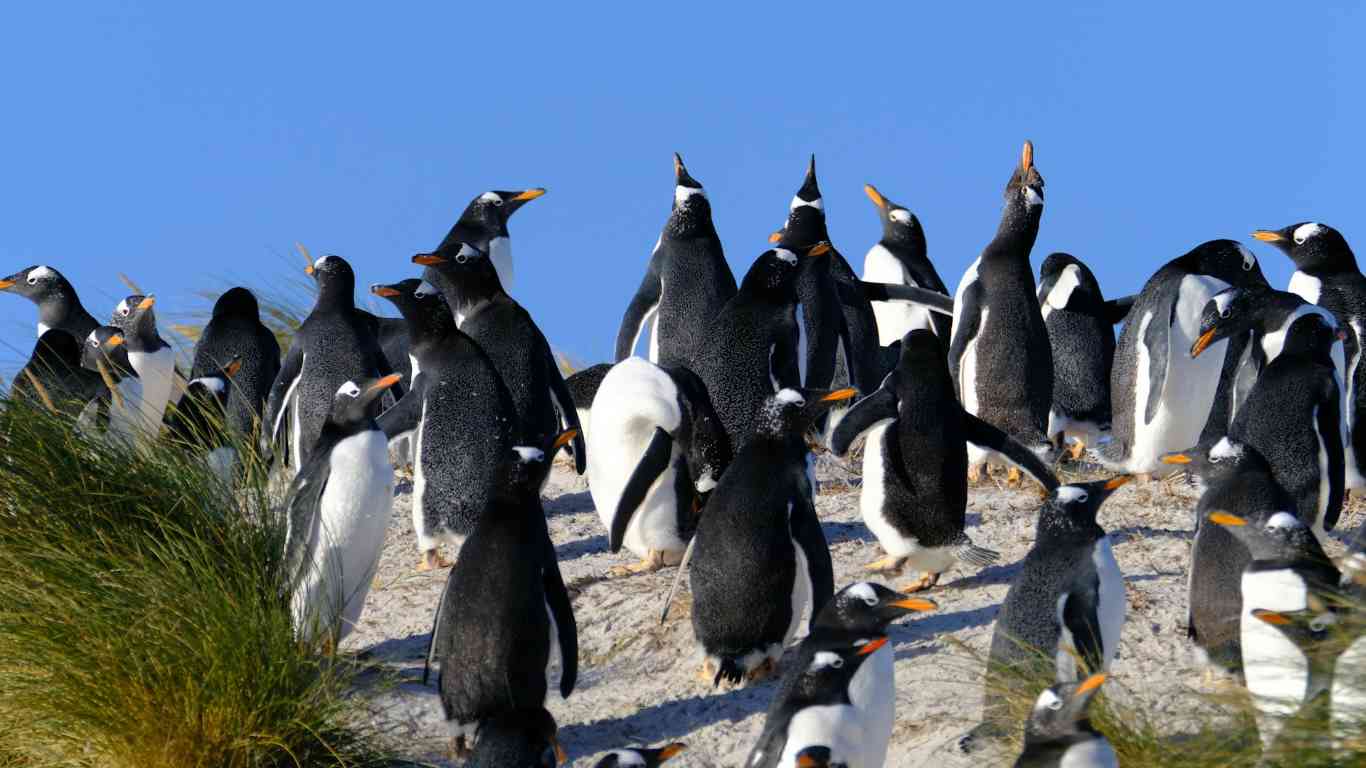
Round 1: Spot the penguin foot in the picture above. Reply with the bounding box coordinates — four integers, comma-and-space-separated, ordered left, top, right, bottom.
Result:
967, 463, 985, 485
418, 549, 453, 572
697, 659, 718, 684
1068, 440, 1086, 461
863, 555, 908, 574
448, 735, 471, 760
1005, 466, 1022, 486
746, 657, 778, 683
901, 572, 941, 593
608, 549, 668, 577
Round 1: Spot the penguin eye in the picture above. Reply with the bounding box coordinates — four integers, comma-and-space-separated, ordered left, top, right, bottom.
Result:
25, 275, 37, 286
1077, 493, 1089, 503
829, 657, 844, 669
1209, 455, 1221, 464
492, 197, 504, 207
1048, 698, 1064, 711
1309, 618, 1328, 632
1219, 309, 1231, 319
862, 595, 878, 607
1294, 233, 1307, 245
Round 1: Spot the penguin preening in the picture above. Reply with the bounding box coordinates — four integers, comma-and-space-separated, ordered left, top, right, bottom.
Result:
615, 153, 737, 369
831, 329, 1058, 593
688, 388, 851, 686
189, 287, 282, 441
465, 707, 566, 768
107, 294, 176, 444
11, 329, 105, 414
564, 361, 613, 442
281, 374, 400, 648
592, 357, 730, 575
592, 743, 687, 768
860, 184, 951, 353
0, 264, 99, 342
1013, 674, 1117, 768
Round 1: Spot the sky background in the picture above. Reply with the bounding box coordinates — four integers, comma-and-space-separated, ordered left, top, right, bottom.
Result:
1, 2, 1364, 374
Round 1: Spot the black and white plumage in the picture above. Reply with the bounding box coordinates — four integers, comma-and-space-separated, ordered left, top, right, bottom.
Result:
1037, 253, 1119, 457
11, 329, 105, 413
165, 357, 241, 483
428, 435, 579, 754
1246, 604, 1340, 755
465, 707, 565, 768
689, 388, 850, 686
860, 184, 951, 354
615, 153, 737, 369
107, 294, 177, 444
1013, 674, 1117, 768
281, 374, 400, 646
1101, 239, 1268, 474
0, 264, 99, 342
190, 287, 281, 440
564, 361, 612, 441
433, 187, 545, 297
831, 330, 1058, 592
591, 743, 687, 768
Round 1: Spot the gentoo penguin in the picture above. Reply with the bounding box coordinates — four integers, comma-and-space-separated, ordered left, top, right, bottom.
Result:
744, 633, 890, 768
428, 433, 578, 757
1210, 511, 1340, 750
1220, 313, 1346, 535
1254, 222, 1366, 489
262, 255, 400, 471
465, 707, 566, 768
831, 330, 1059, 592
413, 240, 586, 472
11, 329, 104, 413
689, 388, 851, 685
592, 357, 731, 574
429, 186, 545, 297
592, 743, 687, 768
691, 245, 816, 447
859, 184, 951, 351
614, 153, 737, 368
564, 362, 613, 441
106, 294, 176, 444
0, 264, 99, 341
1332, 554, 1366, 754
1037, 253, 1119, 459
164, 357, 242, 483
1013, 674, 1116, 768
189, 287, 282, 440
968, 477, 1130, 746
1102, 239, 1268, 475
369, 278, 517, 570
1159, 437, 1294, 672
948, 141, 1053, 483
281, 374, 400, 648
1248, 605, 1339, 744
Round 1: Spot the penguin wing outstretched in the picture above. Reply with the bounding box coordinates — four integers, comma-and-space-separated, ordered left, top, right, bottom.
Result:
263, 342, 304, 451
281, 453, 329, 596
544, 347, 586, 474
790, 490, 835, 619
375, 375, 425, 441
947, 282, 986, 396
849, 279, 955, 317
1141, 297, 1176, 424
1061, 575, 1105, 675
962, 413, 1059, 491
610, 427, 675, 553
1104, 295, 1136, 325
829, 373, 898, 456
615, 255, 663, 361
1317, 374, 1347, 531
540, 523, 578, 698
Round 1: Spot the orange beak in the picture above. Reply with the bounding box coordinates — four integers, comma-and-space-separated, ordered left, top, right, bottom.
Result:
1160, 453, 1192, 465
370, 285, 401, 298
412, 253, 446, 266
820, 387, 857, 402
857, 636, 890, 655
367, 373, 402, 394
807, 242, 832, 257
657, 743, 687, 761
553, 429, 579, 451
136, 295, 156, 311
224, 359, 242, 378
512, 188, 546, 202
1209, 512, 1247, 527
553, 736, 567, 765
106, 334, 125, 348
769, 231, 783, 244
1251, 609, 1291, 626
1191, 328, 1217, 358
891, 597, 937, 612
1021, 140, 1034, 171
1103, 475, 1132, 491
0, 279, 13, 289
1076, 672, 1107, 695
864, 184, 887, 210
1252, 230, 1285, 243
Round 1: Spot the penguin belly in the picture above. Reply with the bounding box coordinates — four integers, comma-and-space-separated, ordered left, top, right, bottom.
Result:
1240, 569, 1311, 749
1092, 538, 1126, 670
127, 346, 177, 441
410, 398, 443, 553
108, 377, 146, 445
849, 642, 895, 767
777, 704, 864, 767
1331, 634, 1366, 753
863, 245, 933, 345
787, 503, 815, 646
1059, 739, 1120, 767
859, 424, 957, 575
543, 598, 562, 691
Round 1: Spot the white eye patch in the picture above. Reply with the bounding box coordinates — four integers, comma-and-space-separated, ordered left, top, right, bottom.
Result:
846, 582, 878, 604
1056, 486, 1088, 504
1238, 244, 1257, 271
889, 209, 913, 225
1035, 689, 1063, 711
1210, 437, 1242, 461
1024, 186, 1043, 207
1266, 512, 1301, 530
478, 191, 501, 204
190, 377, 226, 394
455, 243, 483, 262
313, 256, 328, 270
336, 381, 362, 398
115, 298, 130, 316
607, 752, 646, 767
86, 331, 99, 347
810, 651, 844, 670
775, 389, 805, 405
789, 195, 823, 211
1294, 222, 1323, 245
28, 265, 54, 283
513, 446, 545, 463
773, 248, 798, 265
674, 185, 706, 205
1213, 290, 1238, 316
414, 281, 439, 298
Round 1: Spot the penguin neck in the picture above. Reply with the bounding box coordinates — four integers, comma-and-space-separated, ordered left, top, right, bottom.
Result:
665, 201, 717, 240
40, 293, 93, 333
987, 200, 1041, 261
1037, 510, 1102, 543
884, 231, 928, 273
315, 277, 355, 310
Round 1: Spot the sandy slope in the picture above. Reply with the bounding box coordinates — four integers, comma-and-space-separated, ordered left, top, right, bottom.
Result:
343, 459, 1360, 767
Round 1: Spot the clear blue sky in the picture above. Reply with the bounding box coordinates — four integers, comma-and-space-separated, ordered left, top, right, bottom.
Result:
2, 3, 1364, 372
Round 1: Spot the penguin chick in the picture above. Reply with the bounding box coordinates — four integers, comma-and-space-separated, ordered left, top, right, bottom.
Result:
466, 707, 566, 768
1014, 673, 1116, 767
592, 742, 687, 768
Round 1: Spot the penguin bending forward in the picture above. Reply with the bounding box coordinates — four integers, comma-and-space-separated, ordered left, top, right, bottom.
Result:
465, 707, 566, 768
1013, 674, 1117, 768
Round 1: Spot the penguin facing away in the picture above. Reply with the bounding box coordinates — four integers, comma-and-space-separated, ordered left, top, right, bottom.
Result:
465, 707, 566, 768
1013, 674, 1117, 768
860, 184, 951, 352
689, 388, 851, 686
0, 264, 99, 341
615, 153, 737, 368
1037, 252, 1119, 459
591, 743, 687, 768
281, 374, 400, 648
108, 294, 177, 444
189, 287, 282, 441
11, 329, 105, 414
831, 329, 1058, 593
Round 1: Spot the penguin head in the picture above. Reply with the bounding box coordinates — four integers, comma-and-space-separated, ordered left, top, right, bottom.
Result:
328, 374, 401, 427
1281, 312, 1344, 364
814, 581, 937, 633
1209, 510, 1323, 563
769, 155, 830, 250
1160, 436, 1256, 491
1023, 673, 1107, 744
369, 279, 454, 342
500, 429, 580, 495
0, 265, 77, 308
186, 357, 240, 408
793, 634, 889, 698
668, 367, 731, 502
740, 243, 828, 297
1191, 285, 1271, 357
111, 294, 159, 339
413, 239, 505, 308
792, 746, 846, 768
303, 255, 357, 304
898, 328, 948, 368
1002, 140, 1045, 219
864, 184, 925, 252
592, 742, 687, 768
1183, 239, 1266, 287
1253, 222, 1355, 273
463, 188, 546, 234
755, 386, 859, 438
667, 152, 712, 222
1251, 600, 1341, 659
167, 358, 240, 445
1041, 477, 1131, 532
80, 326, 132, 378
209, 287, 261, 321
1038, 253, 1103, 313
472, 707, 565, 767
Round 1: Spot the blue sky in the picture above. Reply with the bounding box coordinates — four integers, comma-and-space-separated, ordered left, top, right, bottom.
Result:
2, 3, 1364, 373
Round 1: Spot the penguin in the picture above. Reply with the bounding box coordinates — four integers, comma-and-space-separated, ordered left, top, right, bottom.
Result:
592, 357, 731, 575
1013, 674, 1116, 768
947, 141, 1053, 483
1254, 222, 1366, 489
1217, 313, 1346, 535
428, 433, 579, 757
11, 329, 105, 414
744, 633, 890, 768
0, 264, 99, 341
860, 184, 951, 351
1248, 604, 1339, 750
164, 357, 242, 483
413, 239, 586, 474
281, 374, 400, 648
830, 330, 1059, 593
431, 187, 545, 297
369, 278, 517, 571
1208, 511, 1341, 750
615, 153, 737, 369
691, 245, 818, 447
1159, 437, 1294, 673
1037, 253, 1119, 459
688, 388, 851, 686
968, 477, 1130, 746
189, 287, 282, 440
262, 255, 400, 471
106, 294, 176, 444
789, 747, 845, 768
564, 362, 613, 440
592, 743, 687, 768
1102, 239, 1268, 476
466, 707, 566, 768
1332, 553, 1366, 754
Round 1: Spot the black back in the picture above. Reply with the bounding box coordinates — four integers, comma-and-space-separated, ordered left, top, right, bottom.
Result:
12, 329, 105, 411
191, 287, 282, 438
1038, 253, 1114, 431
466, 708, 560, 768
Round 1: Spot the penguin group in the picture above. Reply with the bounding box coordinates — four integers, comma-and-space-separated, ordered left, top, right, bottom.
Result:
9, 139, 1366, 766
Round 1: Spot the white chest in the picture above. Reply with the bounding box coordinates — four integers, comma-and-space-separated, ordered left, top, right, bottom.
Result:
1288, 271, 1322, 305
778, 704, 863, 767
1241, 569, 1311, 727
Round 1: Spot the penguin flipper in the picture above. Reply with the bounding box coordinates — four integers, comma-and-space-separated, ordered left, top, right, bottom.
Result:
769, 318, 803, 391
1317, 375, 1347, 530
545, 348, 587, 474
851, 279, 955, 316
376, 377, 424, 441
1104, 294, 1136, 325
1062, 583, 1105, 675
615, 257, 663, 361
947, 282, 985, 397
790, 491, 834, 618
422, 573, 452, 686
744, 723, 788, 768
541, 527, 578, 698
962, 413, 1059, 491
611, 427, 675, 553
281, 455, 328, 596
264, 343, 304, 450
1142, 298, 1174, 425
829, 373, 898, 456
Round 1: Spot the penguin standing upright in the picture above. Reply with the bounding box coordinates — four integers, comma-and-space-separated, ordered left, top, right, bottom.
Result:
689, 388, 851, 685
831, 330, 1058, 592
11, 329, 105, 413
189, 287, 281, 439
1102, 239, 1268, 475
262, 255, 400, 471
615, 154, 737, 368
0, 265, 99, 341
1254, 222, 1366, 488
1037, 253, 1121, 458
592, 357, 730, 574
281, 374, 400, 647
465, 708, 565, 768
434, 187, 545, 296
1013, 674, 1116, 768
369, 278, 517, 570
428, 434, 578, 756
860, 184, 951, 352
948, 141, 1053, 482
107, 294, 176, 444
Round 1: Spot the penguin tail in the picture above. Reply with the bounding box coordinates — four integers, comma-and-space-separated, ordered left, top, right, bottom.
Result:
713, 657, 745, 688
954, 538, 999, 567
